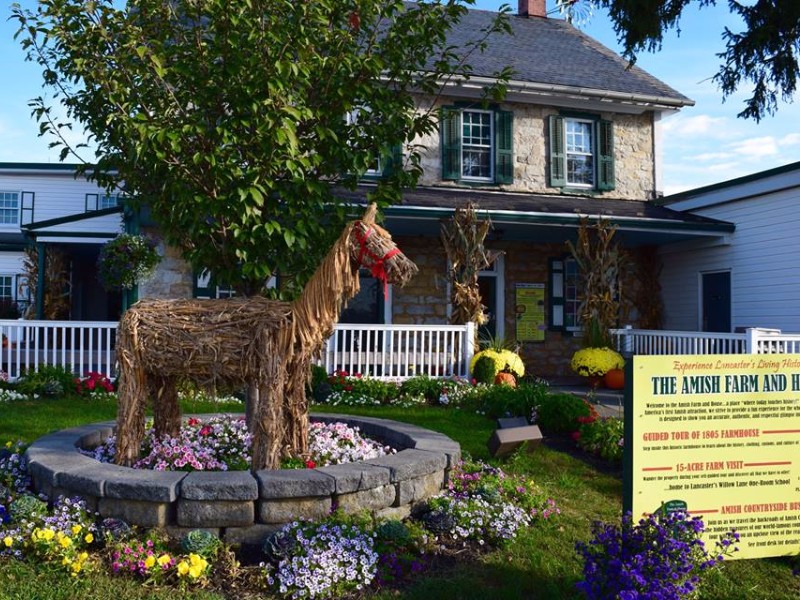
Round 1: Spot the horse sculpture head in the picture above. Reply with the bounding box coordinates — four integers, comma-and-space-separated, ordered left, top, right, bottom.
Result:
349, 204, 418, 292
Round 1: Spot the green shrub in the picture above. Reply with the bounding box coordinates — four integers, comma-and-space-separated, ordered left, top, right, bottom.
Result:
17, 365, 78, 398
472, 381, 549, 419
399, 375, 441, 403
472, 355, 497, 385
577, 416, 624, 462
534, 393, 593, 434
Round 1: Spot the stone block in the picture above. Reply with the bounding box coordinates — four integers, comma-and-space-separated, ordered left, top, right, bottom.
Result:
224, 523, 282, 547
259, 497, 332, 524
181, 472, 258, 501
99, 466, 186, 502
177, 500, 254, 528
374, 505, 412, 522
315, 463, 390, 494
365, 449, 447, 482
396, 470, 446, 506
255, 469, 335, 499
98, 498, 171, 528
487, 425, 543, 457
335, 484, 396, 514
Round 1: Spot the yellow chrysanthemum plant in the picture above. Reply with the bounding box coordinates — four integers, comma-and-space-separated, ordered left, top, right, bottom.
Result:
570, 347, 624, 378
470, 348, 525, 384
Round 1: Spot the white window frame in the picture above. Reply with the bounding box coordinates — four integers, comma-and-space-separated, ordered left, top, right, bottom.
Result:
0, 191, 20, 227
564, 118, 595, 188
346, 107, 381, 176
461, 109, 494, 182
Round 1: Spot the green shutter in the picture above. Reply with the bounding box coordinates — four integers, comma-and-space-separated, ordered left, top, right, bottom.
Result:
381, 144, 403, 178
548, 115, 566, 188
440, 107, 461, 180
597, 120, 615, 191
549, 257, 565, 330
494, 110, 514, 184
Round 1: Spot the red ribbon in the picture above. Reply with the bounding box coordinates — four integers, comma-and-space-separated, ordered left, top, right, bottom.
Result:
354, 224, 401, 299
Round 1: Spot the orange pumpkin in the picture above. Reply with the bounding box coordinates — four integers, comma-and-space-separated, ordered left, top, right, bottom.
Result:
494, 371, 517, 388
604, 368, 625, 390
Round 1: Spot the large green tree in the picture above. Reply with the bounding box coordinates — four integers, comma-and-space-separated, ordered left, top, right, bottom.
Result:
13, 0, 509, 296
589, 0, 800, 121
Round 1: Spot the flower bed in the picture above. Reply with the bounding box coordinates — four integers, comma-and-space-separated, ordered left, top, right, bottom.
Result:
23, 414, 461, 546
81, 416, 394, 472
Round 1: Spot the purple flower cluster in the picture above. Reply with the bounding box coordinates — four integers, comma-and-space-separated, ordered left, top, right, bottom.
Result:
0, 441, 31, 495
266, 520, 379, 599
575, 511, 739, 599
42, 496, 97, 537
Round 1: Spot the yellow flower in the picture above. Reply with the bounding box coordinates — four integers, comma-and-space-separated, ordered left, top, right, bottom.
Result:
62, 557, 71, 566
59, 536, 73, 548
177, 561, 190, 576
144, 555, 156, 569
3, 536, 13, 548
188, 564, 204, 579
84, 533, 94, 544
157, 554, 172, 567
71, 524, 82, 535
72, 562, 82, 574
4, 441, 11, 448
79, 552, 88, 561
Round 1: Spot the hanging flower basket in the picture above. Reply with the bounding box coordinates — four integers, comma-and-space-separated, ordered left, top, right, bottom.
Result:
97, 233, 161, 291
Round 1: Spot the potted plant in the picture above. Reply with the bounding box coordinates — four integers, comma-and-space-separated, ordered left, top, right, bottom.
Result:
97, 233, 161, 291
570, 347, 624, 388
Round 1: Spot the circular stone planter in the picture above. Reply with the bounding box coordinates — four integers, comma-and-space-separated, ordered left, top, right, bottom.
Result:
24, 413, 460, 546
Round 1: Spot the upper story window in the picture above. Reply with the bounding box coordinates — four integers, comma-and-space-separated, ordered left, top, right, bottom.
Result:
548, 115, 615, 192
441, 105, 513, 185
86, 193, 122, 211
0, 192, 20, 226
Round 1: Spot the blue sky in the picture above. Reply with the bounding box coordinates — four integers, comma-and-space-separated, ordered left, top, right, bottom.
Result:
1, 1, 798, 195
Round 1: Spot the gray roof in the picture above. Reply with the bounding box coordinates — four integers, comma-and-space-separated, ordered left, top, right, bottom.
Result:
444, 9, 691, 105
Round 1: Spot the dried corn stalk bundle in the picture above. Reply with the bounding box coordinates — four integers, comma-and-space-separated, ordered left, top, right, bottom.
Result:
441, 203, 501, 326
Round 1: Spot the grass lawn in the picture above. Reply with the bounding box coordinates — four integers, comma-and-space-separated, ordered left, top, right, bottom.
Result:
0, 397, 798, 599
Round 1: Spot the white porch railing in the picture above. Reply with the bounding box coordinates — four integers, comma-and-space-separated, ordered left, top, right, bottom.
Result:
610, 326, 800, 356
0, 319, 476, 382
321, 322, 476, 380
0, 319, 118, 381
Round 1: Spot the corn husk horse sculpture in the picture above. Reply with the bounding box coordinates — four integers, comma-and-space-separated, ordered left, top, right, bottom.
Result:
115, 204, 417, 470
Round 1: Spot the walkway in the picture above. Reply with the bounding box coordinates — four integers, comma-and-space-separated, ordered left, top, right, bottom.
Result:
547, 377, 624, 419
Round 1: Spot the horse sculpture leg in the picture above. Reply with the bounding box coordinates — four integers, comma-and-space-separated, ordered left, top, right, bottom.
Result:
251, 374, 287, 470
153, 376, 181, 439
115, 360, 147, 467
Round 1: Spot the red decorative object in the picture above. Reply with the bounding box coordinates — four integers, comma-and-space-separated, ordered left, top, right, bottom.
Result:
604, 368, 625, 390
494, 371, 517, 387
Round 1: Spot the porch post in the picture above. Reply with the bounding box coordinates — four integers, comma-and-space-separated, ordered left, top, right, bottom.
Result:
464, 321, 476, 377
35, 242, 46, 320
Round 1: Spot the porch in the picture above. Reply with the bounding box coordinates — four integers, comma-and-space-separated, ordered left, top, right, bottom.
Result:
2, 319, 799, 384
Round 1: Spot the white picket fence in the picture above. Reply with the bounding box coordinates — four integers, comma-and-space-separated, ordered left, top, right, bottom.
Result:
0, 319, 476, 382
610, 326, 800, 356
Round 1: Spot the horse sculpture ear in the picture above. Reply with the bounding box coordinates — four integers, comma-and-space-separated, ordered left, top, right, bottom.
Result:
361, 203, 378, 225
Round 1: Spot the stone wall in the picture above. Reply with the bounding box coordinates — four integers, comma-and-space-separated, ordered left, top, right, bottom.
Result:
137, 228, 193, 300
26, 414, 460, 547
391, 236, 642, 378
415, 96, 656, 200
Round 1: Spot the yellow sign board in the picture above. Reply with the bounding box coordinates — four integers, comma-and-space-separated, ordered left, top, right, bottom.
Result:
626, 355, 800, 560
514, 283, 545, 342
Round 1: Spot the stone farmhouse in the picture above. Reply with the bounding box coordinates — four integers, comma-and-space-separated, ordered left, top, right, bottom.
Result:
0, 1, 738, 377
